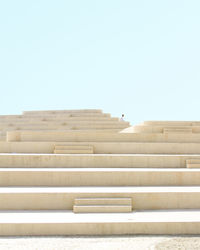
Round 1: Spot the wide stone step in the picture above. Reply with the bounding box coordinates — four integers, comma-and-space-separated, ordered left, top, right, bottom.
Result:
4, 141, 200, 154
0, 210, 200, 235
23, 109, 103, 115
1, 168, 200, 186
1, 154, 200, 168
143, 121, 200, 126
23, 113, 111, 117
0, 121, 129, 126
164, 128, 192, 133
0, 124, 128, 130
0, 116, 118, 121
1, 186, 200, 210
131, 125, 200, 134
73, 205, 132, 213
8, 130, 200, 143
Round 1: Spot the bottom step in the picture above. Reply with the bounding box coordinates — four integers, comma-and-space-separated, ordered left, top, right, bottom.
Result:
0, 210, 200, 235
73, 205, 132, 213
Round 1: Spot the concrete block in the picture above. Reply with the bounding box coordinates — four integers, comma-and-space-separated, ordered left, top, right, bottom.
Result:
74, 198, 132, 205
54, 149, 93, 154
54, 145, 94, 154
186, 159, 200, 168
73, 205, 132, 213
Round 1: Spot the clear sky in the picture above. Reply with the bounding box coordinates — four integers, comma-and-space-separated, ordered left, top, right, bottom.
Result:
0, 0, 200, 125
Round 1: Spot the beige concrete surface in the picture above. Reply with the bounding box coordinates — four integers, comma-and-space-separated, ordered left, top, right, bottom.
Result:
73, 205, 132, 213
8, 130, 200, 142
1, 186, 200, 210
143, 120, 200, 126
0, 210, 200, 235
3, 141, 200, 154
0, 153, 199, 168
187, 159, 200, 168
74, 198, 132, 205
2, 168, 200, 186
23, 109, 103, 114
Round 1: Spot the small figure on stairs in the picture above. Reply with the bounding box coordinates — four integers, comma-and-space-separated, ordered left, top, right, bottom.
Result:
120, 114, 125, 121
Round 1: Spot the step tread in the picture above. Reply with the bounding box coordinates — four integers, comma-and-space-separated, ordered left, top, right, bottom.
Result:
0, 168, 199, 172
0, 186, 200, 193
0, 209, 198, 223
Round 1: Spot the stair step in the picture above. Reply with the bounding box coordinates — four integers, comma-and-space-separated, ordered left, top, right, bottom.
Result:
74, 197, 132, 205
2, 168, 200, 186
163, 128, 192, 133
1, 186, 200, 210
0, 210, 200, 235
73, 205, 132, 213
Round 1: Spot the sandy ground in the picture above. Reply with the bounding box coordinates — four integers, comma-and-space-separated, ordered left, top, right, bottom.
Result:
0, 236, 200, 250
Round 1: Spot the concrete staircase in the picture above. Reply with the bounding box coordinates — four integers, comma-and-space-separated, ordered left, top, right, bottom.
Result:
1, 112, 200, 235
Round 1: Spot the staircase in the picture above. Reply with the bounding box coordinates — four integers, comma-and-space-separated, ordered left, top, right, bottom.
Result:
2, 112, 200, 235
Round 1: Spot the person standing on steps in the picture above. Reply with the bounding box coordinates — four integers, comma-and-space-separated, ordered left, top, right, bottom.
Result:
120, 114, 125, 121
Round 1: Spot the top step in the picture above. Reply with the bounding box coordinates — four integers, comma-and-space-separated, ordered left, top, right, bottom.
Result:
143, 121, 200, 126
23, 110, 103, 115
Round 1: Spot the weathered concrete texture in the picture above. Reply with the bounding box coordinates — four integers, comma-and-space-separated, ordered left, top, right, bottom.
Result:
1, 168, 200, 186
8, 130, 200, 143
3, 141, 200, 154
0, 153, 199, 168
0, 210, 200, 235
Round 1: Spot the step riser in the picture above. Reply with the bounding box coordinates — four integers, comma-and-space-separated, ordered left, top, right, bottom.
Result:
0, 154, 198, 168
0, 120, 127, 124
3, 142, 200, 154
23, 110, 103, 114
0, 117, 118, 121
1, 192, 200, 210
0, 125, 128, 131
73, 205, 132, 213
0, 221, 200, 235
8, 131, 200, 142
133, 125, 200, 133
143, 121, 200, 126
2, 171, 200, 186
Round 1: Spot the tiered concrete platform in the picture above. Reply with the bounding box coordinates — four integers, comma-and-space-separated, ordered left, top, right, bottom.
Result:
1, 112, 200, 235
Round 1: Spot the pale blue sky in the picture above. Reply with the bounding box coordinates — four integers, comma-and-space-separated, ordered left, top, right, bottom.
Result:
0, 0, 200, 124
